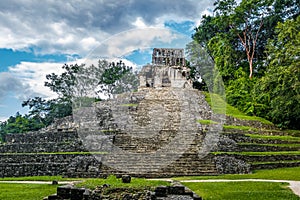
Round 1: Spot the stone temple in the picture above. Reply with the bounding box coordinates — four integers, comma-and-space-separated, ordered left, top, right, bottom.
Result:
0, 48, 253, 178
139, 48, 192, 88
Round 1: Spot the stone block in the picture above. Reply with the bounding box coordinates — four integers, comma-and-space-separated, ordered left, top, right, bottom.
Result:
121, 175, 131, 183
154, 186, 168, 197
168, 186, 185, 195
70, 188, 85, 200
57, 185, 72, 199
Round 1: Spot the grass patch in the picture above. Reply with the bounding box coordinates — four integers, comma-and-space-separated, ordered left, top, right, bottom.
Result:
213, 151, 300, 156
197, 119, 218, 125
0, 183, 58, 200
76, 175, 169, 190
251, 160, 300, 165
238, 143, 300, 148
283, 130, 300, 137
121, 103, 138, 107
246, 134, 300, 142
223, 125, 258, 131
173, 167, 300, 181
203, 92, 273, 125
75, 176, 170, 199
183, 181, 299, 200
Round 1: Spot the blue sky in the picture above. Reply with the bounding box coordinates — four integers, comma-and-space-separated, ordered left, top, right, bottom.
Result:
0, 0, 214, 121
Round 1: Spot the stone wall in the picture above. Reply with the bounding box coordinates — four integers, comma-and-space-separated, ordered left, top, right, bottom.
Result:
44, 182, 202, 200
138, 65, 192, 89
5, 130, 78, 144
1, 130, 82, 153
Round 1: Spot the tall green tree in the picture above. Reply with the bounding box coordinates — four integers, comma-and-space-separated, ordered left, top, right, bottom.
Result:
255, 16, 300, 128
192, 0, 299, 128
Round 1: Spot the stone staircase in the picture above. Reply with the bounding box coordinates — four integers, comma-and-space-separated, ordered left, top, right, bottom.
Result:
72, 87, 219, 177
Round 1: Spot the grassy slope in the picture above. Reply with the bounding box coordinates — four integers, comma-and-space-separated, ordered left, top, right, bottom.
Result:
183, 181, 299, 200
203, 92, 273, 125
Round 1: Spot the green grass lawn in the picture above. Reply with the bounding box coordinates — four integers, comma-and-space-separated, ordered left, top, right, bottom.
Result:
0, 176, 169, 200
173, 166, 300, 181
183, 181, 300, 200
0, 183, 58, 200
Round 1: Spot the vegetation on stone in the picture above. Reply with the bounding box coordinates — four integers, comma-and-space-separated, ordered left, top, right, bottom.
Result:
246, 134, 300, 142
197, 119, 218, 125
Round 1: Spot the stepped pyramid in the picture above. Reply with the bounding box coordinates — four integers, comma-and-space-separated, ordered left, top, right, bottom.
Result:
3, 48, 284, 178
73, 48, 221, 177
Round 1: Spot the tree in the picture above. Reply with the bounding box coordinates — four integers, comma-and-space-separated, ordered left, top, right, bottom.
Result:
232, 0, 265, 79
191, 0, 300, 128
254, 16, 300, 128
0, 112, 45, 141
45, 63, 85, 101
98, 60, 138, 98
22, 59, 138, 127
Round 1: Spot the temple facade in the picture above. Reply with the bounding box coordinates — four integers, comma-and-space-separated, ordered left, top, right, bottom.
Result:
139, 48, 191, 89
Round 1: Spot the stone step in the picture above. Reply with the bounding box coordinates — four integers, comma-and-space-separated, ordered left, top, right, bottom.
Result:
0, 142, 83, 153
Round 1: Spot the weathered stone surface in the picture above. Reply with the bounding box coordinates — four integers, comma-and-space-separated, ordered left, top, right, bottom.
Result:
215, 155, 251, 174
46, 184, 202, 200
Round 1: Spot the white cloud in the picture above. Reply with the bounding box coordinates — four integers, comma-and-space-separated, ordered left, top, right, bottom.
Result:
7, 62, 65, 99
87, 27, 189, 60
0, 0, 214, 55
132, 17, 147, 28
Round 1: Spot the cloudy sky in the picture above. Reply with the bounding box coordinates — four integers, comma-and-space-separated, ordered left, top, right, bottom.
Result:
0, 0, 215, 121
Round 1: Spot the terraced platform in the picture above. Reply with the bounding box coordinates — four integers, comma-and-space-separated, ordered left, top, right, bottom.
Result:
1, 88, 299, 178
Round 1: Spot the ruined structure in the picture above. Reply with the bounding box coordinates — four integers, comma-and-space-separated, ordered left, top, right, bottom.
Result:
152, 48, 185, 66
139, 48, 192, 88
1, 47, 280, 178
